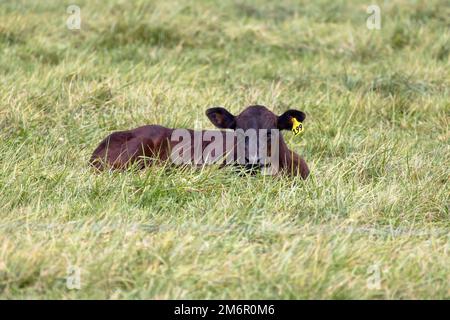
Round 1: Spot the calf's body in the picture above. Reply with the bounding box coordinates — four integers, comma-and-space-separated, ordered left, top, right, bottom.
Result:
90, 105, 309, 178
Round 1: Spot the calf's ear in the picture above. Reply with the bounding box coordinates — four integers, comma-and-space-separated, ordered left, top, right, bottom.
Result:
277, 110, 306, 130
206, 107, 236, 129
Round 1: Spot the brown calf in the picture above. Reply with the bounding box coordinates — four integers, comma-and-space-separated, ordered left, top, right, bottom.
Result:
90, 105, 309, 179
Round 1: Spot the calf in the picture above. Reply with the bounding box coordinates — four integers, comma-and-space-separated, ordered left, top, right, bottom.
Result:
90, 105, 309, 178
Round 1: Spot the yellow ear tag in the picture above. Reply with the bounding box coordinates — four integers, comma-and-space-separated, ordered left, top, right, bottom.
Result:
291, 118, 304, 136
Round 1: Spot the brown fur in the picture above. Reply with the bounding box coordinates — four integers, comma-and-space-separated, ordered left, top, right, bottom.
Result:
90, 105, 309, 179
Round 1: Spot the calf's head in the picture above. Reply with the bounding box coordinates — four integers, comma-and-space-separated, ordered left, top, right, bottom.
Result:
206, 105, 305, 170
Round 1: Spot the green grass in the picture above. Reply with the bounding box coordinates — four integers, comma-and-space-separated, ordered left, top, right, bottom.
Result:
0, 0, 449, 299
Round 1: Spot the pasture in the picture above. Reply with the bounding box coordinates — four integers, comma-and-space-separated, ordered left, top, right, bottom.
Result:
0, 0, 449, 298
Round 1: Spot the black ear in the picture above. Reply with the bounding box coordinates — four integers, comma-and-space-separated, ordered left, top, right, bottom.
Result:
277, 110, 306, 130
205, 107, 236, 129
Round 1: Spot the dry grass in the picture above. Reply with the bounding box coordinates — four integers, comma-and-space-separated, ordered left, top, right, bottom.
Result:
0, 0, 449, 299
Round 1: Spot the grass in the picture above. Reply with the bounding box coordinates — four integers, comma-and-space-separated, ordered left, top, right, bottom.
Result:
0, 0, 449, 299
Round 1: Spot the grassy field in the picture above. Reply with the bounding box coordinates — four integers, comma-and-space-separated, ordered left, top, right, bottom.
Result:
0, 0, 449, 299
